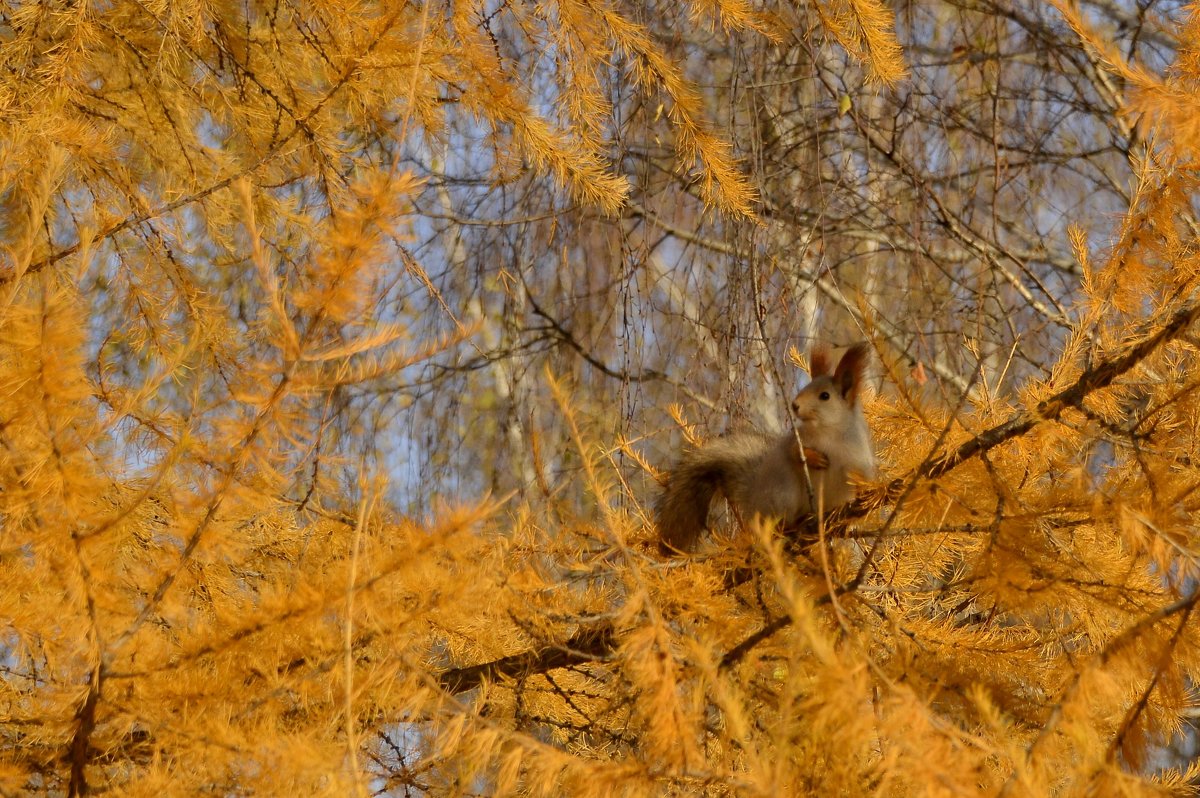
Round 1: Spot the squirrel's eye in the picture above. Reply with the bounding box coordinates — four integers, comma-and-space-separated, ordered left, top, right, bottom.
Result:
819, 391, 830, 401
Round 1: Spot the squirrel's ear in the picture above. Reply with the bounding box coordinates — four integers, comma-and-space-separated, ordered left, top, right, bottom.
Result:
810, 347, 833, 377
834, 343, 869, 401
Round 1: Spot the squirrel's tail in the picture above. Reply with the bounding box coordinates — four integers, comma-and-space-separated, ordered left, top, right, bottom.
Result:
655, 452, 722, 553
655, 438, 756, 553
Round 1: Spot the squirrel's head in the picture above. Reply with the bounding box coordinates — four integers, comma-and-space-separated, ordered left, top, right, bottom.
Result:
791, 343, 869, 426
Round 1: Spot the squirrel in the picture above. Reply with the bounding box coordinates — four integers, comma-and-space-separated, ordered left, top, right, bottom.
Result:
655, 343, 876, 553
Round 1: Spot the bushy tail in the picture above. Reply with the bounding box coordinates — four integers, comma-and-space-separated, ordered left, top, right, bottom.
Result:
655, 452, 723, 553
656, 438, 760, 553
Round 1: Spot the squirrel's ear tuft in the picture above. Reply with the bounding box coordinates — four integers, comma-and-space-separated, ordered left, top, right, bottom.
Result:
834, 343, 869, 401
810, 347, 833, 377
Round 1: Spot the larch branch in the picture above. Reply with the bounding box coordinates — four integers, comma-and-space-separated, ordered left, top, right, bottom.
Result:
439, 622, 617, 696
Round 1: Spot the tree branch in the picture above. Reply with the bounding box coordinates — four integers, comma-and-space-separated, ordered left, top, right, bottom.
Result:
859, 297, 1200, 507
439, 622, 617, 696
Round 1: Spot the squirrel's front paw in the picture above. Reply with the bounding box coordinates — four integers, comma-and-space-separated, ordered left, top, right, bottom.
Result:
802, 447, 829, 469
